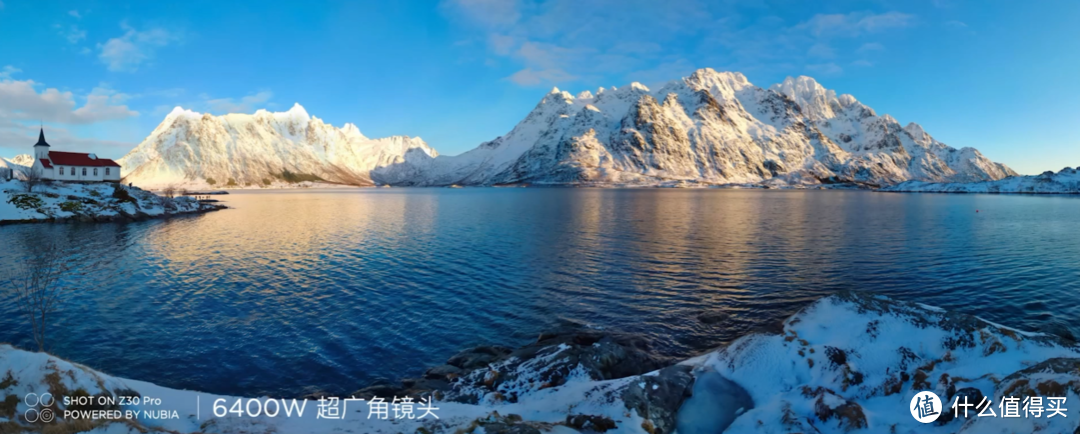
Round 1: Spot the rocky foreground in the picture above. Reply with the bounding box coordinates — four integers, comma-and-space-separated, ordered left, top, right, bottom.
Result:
2, 292, 1079, 433
0, 180, 225, 224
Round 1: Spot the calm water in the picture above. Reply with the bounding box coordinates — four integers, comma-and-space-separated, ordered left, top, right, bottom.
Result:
1, 188, 1078, 397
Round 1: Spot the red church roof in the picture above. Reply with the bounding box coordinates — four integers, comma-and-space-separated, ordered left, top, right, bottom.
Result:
39, 158, 53, 168
47, 151, 120, 167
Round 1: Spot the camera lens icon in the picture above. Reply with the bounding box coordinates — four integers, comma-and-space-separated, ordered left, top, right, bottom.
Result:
22, 393, 55, 423
39, 408, 55, 423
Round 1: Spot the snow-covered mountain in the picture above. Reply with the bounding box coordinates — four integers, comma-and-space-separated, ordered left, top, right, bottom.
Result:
9, 154, 33, 167
0, 156, 29, 179
884, 166, 1080, 194
373, 68, 1015, 187
118, 104, 437, 189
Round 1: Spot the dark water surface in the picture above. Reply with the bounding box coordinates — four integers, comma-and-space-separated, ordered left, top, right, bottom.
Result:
1, 188, 1078, 397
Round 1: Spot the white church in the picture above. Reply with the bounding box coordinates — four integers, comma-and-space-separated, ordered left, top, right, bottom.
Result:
29, 128, 122, 182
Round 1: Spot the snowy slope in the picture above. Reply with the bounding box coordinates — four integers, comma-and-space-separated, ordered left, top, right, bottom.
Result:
2, 292, 1078, 433
0, 157, 29, 180
374, 69, 1016, 187
884, 166, 1080, 194
117, 104, 437, 189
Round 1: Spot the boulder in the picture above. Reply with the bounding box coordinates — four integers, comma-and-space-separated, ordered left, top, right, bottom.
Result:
675, 370, 753, 434
565, 414, 617, 432
622, 365, 695, 434
442, 325, 674, 403
447, 346, 512, 370
802, 386, 867, 432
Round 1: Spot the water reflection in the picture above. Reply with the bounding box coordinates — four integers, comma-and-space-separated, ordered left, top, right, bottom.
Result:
0, 189, 1078, 397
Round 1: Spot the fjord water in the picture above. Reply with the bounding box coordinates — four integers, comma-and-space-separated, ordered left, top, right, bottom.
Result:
1, 189, 1078, 397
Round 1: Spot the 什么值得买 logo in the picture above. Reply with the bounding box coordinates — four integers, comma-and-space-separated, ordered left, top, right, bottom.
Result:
910, 391, 941, 423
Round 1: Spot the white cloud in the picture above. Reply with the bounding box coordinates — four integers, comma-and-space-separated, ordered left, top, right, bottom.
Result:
98, 23, 180, 72
0, 124, 134, 160
851, 59, 874, 67
488, 33, 516, 55
444, 1, 916, 88
60, 24, 86, 43
443, 0, 521, 28
856, 42, 885, 54
68, 10, 81, 19
204, 91, 274, 114
507, 68, 576, 86
0, 74, 139, 159
443, 0, 715, 87
0, 79, 138, 124
806, 63, 843, 76
800, 11, 915, 38
807, 43, 835, 59
945, 20, 969, 29
0, 65, 20, 79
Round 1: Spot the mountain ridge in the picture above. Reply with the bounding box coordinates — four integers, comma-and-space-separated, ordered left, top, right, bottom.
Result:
116, 69, 1016, 189
117, 103, 437, 188
372, 68, 1015, 187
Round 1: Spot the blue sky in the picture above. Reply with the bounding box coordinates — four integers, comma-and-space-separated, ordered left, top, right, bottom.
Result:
0, 0, 1077, 174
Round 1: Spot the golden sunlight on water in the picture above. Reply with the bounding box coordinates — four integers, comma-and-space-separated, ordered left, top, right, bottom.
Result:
0, 188, 1078, 397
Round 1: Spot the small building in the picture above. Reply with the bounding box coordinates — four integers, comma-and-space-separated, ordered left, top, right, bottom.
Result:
29, 128, 122, 182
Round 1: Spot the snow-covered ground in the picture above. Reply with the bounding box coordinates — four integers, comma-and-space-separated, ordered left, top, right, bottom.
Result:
0, 180, 218, 224
883, 167, 1080, 194
2, 292, 1077, 433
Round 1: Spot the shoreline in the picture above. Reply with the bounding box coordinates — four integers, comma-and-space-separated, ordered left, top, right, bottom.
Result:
2, 291, 1077, 433
135, 179, 1079, 195
0, 203, 227, 226
0, 180, 227, 226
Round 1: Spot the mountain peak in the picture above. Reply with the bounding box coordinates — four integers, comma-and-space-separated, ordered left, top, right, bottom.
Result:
270, 103, 310, 124
769, 75, 841, 120
688, 68, 749, 86
286, 102, 309, 116
165, 106, 200, 121
904, 122, 926, 137
682, 68, 753, 100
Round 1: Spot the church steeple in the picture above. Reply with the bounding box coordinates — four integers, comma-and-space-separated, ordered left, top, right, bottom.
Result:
35, 128, 50, 147
34, 127, 51, 160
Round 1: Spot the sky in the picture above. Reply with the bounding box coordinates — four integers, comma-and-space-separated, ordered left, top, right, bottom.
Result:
0, 0, 1078, 175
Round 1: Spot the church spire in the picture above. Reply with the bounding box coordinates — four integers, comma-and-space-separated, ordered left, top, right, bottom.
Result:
35, 127, 50, 147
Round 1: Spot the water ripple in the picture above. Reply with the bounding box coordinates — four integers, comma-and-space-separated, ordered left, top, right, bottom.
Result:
0, 189, 1078, 397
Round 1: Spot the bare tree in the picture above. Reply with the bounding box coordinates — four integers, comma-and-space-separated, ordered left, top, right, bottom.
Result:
3, 236, 121, 352
23, 168, 42, 193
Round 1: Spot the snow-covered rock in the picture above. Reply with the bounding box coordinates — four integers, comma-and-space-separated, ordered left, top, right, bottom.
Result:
884, 166, 1080, 194
117, 104, 438, 189
374, 69, 1016, 187
2, 291, 1077, 433
0, 180, 219, 223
